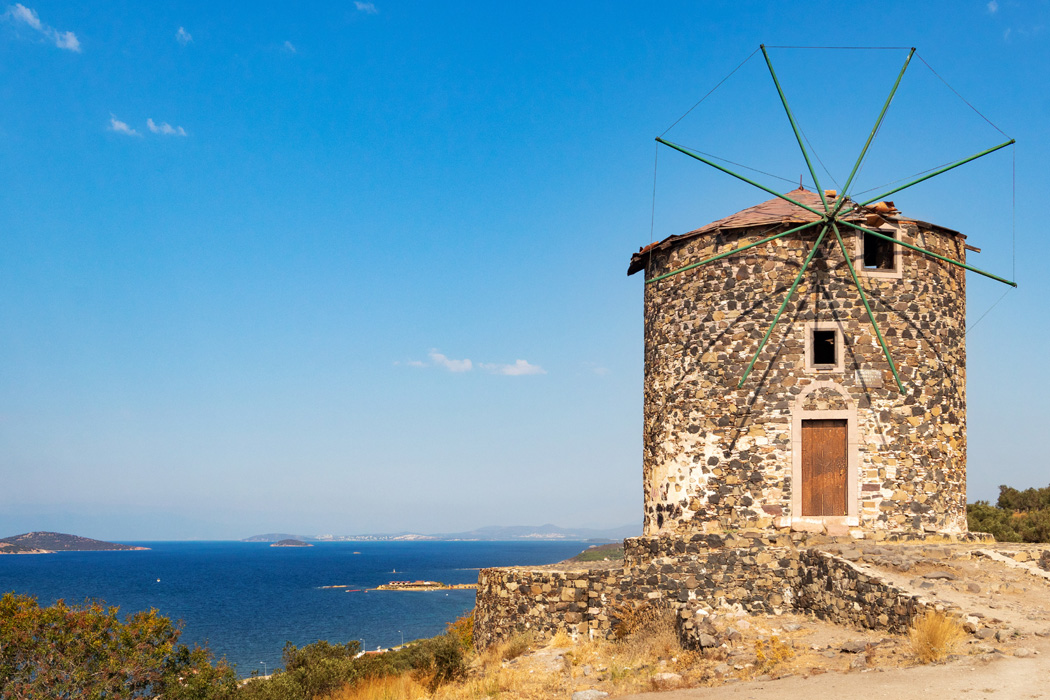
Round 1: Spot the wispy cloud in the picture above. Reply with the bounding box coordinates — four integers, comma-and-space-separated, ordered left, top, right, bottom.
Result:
354, 1, 378, 14
429, 351, 472, 373
147, 118, 187, 136
6, 4, 81, 52
108, 115, 141, 137
987, 0, 998, 13
399, 350, 544, 376
282, 40, 296, 53
175, 26, 192, 45
584, 362, 610, 376
480, 359, 546, 376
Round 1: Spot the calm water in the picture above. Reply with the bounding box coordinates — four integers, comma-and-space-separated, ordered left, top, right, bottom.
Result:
0, 540, 587, 676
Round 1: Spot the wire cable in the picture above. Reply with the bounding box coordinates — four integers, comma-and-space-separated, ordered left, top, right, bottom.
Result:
670, 142, 799, 187
660, 48, 760, 137
916, 54, 1010, 138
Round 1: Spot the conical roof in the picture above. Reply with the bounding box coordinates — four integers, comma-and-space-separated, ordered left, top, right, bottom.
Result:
627, 188, 957, 276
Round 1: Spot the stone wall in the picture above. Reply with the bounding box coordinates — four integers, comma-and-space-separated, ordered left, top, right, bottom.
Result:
640, 214, 967, 536
474, 540, 959, 648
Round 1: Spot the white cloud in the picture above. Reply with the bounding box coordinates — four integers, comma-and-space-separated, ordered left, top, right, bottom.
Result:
175, 26, 192, 45
429, 351, 472, 373
354, 1, 378, 14
108, 115, 140, 137
6, 4, 81, 52
282, 40, 296, 53
9, 3, 41, 30
480, 359, 546, 376
401, 350, 544, 376
53, 29, 78, 51
147, 118, 187, 136
987, 0, 998, 13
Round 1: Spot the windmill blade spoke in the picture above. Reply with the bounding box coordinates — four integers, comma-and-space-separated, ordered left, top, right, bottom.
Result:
646, 220, 823, 285
837, 219, 1017, 287
830, 222, 904, 393
760, 45, 829, 213
655, 138, 826, 218
836, 48, 916, 213
857, 139, 1014, 207
737, 224, 829, 388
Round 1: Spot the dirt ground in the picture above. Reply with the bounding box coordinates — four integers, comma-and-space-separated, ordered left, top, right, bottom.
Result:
499, 542, 1050, 700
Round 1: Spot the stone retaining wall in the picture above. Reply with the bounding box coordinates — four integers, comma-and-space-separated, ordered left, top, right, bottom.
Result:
474, 542, 950, 648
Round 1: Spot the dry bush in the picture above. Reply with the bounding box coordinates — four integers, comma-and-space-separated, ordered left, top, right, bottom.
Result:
608, 601, 662, 641
501, 631, 534, 661
322, 672, 424, 700
549, 629, 574, 648
909, 610, 966, 664
754, 635, 794, 674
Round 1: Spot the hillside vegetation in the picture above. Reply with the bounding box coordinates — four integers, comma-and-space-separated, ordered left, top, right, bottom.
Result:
968, 484, 1050, 542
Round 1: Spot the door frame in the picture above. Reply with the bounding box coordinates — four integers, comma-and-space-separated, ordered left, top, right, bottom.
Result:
790, 381, 859, 531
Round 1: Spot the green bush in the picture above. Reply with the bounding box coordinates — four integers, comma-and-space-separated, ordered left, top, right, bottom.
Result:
0, 592, 237, 700
968, 483, 1050, 543
240, 630, 470, 698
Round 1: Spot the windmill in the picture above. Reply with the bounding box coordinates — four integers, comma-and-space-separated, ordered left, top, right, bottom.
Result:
647, 45, 1016, 393
629, 46, 1015, 537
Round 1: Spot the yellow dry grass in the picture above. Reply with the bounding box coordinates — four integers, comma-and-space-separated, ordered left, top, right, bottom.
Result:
908, 610, 966, 664
322, 673, 426, 700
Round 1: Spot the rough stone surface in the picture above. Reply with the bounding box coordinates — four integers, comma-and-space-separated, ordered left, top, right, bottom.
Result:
636, 211, 968, 537
474, 540, 961, 648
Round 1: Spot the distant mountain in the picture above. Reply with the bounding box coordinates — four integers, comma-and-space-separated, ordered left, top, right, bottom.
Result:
242, 523, 641, 543
0, 532, 148, 554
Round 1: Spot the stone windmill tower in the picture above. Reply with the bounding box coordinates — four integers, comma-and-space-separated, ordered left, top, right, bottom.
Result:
630, 46, 1015, 539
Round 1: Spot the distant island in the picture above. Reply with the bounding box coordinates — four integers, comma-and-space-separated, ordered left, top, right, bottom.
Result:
374, 580, 476, 591
243, 523, 641, 543
0, 532, 148, 554
270, 539, 312, 547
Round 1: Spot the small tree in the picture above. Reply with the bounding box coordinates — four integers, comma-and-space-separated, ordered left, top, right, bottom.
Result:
0, 592, 237, 699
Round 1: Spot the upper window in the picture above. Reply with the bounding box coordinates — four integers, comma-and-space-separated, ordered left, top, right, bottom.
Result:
805, 322, 844, 373
856, 225, 902, 279
862, 231, 896, 271
812, 330, 837, 366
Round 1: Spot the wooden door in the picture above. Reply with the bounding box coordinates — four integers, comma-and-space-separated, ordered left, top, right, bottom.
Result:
801, 419, 847, 516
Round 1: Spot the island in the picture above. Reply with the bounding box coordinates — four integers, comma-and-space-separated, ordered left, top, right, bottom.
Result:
270, 539, 313, 547
373, 580, 476, 591
0, 532, 149, 554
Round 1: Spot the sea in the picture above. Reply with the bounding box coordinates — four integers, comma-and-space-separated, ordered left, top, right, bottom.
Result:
0, 540, 589, 677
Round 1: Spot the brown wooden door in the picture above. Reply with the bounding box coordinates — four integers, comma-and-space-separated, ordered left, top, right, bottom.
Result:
801, 419, 847, 516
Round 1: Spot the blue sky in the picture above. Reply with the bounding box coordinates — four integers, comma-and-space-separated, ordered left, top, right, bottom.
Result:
0, 1, 1046, 540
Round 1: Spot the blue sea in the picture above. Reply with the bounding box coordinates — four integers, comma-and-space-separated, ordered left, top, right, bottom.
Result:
0, 540, 588, 677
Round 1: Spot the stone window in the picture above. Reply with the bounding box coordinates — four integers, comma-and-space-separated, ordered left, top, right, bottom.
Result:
805, 321, 844, 373
855, 224, 902, 279
863, 232, 895, 270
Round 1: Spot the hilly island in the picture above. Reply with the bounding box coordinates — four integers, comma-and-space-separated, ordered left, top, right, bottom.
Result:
0, 532, 148, 554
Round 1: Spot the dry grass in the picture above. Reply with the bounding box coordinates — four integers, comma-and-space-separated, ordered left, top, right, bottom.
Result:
909, 610, 966, 664
322, 673, 426, 700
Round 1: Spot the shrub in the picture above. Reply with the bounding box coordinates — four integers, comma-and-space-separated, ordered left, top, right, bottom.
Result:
908, 610, 965, 664
609, 601, 661, 641
754, 635, 793, 673
445, 611, 474, 650
0, 592, 237, 700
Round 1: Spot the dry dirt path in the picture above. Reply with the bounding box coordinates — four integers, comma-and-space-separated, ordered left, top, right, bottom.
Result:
617, 634, 1050, 699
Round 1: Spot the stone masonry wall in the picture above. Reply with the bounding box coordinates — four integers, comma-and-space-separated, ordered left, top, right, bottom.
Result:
641, 218, 967, 536
474, 539, 962, 647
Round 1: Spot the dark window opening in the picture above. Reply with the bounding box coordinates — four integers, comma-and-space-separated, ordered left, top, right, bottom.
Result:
813, 329, 837, 366
863, 232, 895, 270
